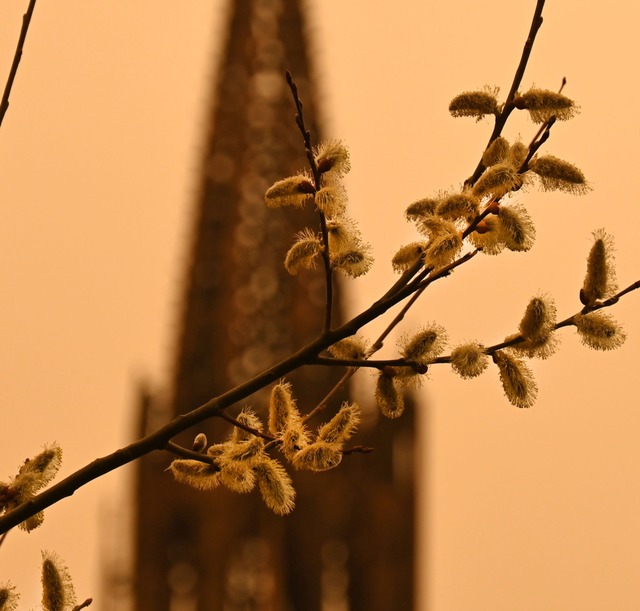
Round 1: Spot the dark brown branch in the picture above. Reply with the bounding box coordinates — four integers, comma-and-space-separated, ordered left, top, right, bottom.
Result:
465, 0, 546, 186
0, 0, 38, 128
0, 248, 473, 534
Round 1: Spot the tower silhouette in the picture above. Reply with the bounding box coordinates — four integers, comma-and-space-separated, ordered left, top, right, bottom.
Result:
130, 1, 416, 609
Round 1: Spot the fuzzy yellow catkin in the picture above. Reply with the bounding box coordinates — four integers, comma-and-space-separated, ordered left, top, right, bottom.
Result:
515, 88, 578, 123
318, 402, 360, 445
391, 242, 427, 273
314, 140, 351, 177
509, 141, 529, 169
0, 585, 19, 611
582, 229, 617, 305
450, 343, 489, 378
405, 197, 439, 221
472, 163, 522, 198
170, 459, 220, 491
285, 231, 322, 275
505, 332, 558, 360
400, 324, 447, 365
449, 90, 499, 120
330, 249, 374, 278
416, 216, 457, 240
375, 373, 405, 419
18, 444, 63, 489
436, 192, 480, 221
498, 204, 535, 252
292, 441, 343, 471
218, 463, 257, 493
422, 230, 463, 269
218, 436, 265, 466
264, 174, 315, 208
528, 155, 588, 194
482, 137, 510, 167
268, 381, 297, 436
230, 409, 263, 444
328, 336, 369, 360
573, 312, 626, 351
492, 351, 538, 408
41, 551, 76, 611
315, 183, 347, 217
255, 458, 295, 515
519, 296, 556, 341
281, 425, 310, 462
468, 215, 505, 255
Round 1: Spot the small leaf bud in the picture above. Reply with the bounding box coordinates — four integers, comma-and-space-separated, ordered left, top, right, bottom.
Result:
192, 433, 207, 453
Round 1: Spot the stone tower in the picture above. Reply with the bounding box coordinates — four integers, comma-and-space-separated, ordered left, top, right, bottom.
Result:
129, 1, 416, 609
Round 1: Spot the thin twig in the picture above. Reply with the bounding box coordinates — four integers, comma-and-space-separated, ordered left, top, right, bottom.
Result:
0, 0, 38, 128
286, 71, 334, 332
430, 279, 640, 364
465, 0, 546, 186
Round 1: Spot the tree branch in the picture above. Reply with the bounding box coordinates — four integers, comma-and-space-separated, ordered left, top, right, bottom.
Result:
0, 0, 38, 128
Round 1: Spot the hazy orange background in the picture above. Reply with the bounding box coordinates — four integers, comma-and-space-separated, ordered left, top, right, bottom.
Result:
1, 1, 639, 609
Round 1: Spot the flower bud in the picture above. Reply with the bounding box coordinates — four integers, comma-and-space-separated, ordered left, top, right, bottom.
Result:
41, 551, 76, 611
436, 192, 480, 221
0, 584, 19, 611
318, 402, 361, 445
375, 373, 405, 418
285, 230, 322, 275
400, 324, 447, 365
255, 458, 295, 515
582, 229, 617, 305
450, 342, 488, 378
265, 174, 315, 207
514, 88, 578, 123
391, 242, 426, 273
528, 155, 589, 194
328, 336, 369, 360
292, 441, 343, 471
449, 89, 499, 120
498, 203, 535, 252
405, 197, 439, 221
314, 140, 351, 176
573, 312, 626, 351
482, 137, 510, 167
472, 164, 522, 198
492, 351, 538, 408
170, 459, 220, 491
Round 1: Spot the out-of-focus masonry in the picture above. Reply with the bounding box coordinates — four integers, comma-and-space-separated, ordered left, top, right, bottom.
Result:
102, 0, 416, 609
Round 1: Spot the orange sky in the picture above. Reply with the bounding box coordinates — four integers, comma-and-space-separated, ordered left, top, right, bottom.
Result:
1, 1, 639, 609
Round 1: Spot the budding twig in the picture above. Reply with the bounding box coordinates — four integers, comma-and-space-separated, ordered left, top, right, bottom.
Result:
0, 0, 38, 128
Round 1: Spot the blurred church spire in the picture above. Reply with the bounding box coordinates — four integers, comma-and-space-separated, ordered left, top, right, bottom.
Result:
125, 0, 416, 609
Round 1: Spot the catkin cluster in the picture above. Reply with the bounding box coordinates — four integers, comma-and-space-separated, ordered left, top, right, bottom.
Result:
265, 140, 373, 278
170, 383, 361, 515
0, 444, 62, 532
